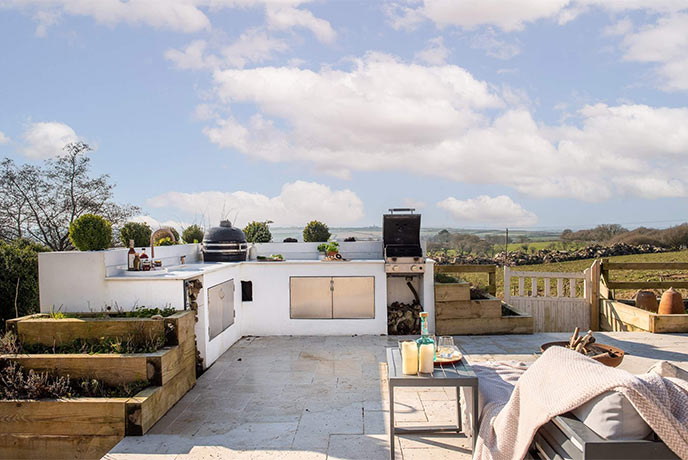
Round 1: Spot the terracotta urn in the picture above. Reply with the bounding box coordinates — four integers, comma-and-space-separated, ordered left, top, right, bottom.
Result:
635, 290, 658, 312
658, 287, 685, 315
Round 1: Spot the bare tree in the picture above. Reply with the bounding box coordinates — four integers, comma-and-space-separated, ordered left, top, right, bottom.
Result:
0, 143, 139, 250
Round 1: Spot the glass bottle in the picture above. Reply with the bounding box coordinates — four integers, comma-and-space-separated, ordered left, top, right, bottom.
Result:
416, 312, 435, 373
127, 240, 136, 271
140, 248, 150, 271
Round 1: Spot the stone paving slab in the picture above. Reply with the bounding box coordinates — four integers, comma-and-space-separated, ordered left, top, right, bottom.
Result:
108, 332, 688, 460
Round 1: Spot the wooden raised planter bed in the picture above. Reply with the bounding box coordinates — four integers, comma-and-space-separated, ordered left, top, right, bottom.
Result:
598, 260, 688, 334
600, 299, 688, 333
1, 310, 197, 459
434, 265, 533, 335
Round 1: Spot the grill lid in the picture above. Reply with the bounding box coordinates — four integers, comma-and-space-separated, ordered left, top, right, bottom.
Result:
383, 210, 421, 247
203, 220, 247, 244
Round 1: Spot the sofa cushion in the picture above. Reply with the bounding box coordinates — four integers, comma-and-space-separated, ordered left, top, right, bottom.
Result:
572, 391, 652, 440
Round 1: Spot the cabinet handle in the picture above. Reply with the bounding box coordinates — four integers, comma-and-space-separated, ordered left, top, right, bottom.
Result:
330, 279, 334, 291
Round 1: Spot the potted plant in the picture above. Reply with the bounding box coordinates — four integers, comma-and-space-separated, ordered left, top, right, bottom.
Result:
317, 243, 328, 260
326, 241, 339, 257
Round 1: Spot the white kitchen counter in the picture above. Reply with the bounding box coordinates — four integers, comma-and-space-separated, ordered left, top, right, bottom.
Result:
105, 259, 385, 281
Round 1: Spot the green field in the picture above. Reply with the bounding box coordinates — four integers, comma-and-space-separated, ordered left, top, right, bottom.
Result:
494, 240, 589, 253
456, 250, 688, 300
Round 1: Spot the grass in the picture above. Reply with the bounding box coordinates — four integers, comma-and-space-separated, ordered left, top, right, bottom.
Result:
456, 249, 688, 300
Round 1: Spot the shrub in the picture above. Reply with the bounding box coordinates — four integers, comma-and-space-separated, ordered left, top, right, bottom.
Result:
303, 220, 330, 242
0, 239, 49, 327
182, 224, 204, 244
69, 214, 112, 251
243, 221, 272, 243
119, 222, 152, 247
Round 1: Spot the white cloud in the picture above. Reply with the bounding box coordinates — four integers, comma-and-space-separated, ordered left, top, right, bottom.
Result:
438, 195, 538, 227
0, 131, 9, 144
21, 121, 80, 159
198, 52, 688, 201
2, 0, 211, 33
2, 0, 334, 39
266, 5, 336, 43
618, 13, 688, 91
387, 0, 570, 32
415, 37, 449, 65
386, 0, 688, 32
165, 29, 289, 71
146, 181, 364, 227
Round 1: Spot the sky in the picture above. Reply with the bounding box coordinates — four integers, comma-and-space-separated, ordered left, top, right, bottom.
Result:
1, 0, 688, 231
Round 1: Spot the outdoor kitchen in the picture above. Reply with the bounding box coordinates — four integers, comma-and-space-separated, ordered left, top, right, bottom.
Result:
37, 209, 436, 369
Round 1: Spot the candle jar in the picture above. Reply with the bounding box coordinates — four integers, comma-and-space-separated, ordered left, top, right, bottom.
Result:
400, 341, 419, 375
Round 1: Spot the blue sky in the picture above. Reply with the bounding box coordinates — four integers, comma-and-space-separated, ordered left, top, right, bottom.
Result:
1, 0, 688, 230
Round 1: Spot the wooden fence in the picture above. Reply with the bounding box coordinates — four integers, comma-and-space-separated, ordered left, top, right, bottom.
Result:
504, 264, 596, 332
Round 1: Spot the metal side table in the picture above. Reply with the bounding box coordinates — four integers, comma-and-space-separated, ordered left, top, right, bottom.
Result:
386, 347, 479, 460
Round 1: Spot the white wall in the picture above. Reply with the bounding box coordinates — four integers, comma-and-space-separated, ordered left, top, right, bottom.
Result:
253, 241, 383, 260
238, 261, 388, 336
39, 248, 197, 312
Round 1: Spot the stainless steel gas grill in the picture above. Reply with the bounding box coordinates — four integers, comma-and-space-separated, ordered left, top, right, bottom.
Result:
202, 220, 248, 262
383, 208, 425, 275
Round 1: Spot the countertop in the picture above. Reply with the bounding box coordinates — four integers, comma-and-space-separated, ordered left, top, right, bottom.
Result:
105, 259, 389, 281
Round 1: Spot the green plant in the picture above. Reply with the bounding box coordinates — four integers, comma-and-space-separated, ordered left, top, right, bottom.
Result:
182, 224, 204, 244
119, 222, 152, 247
48, 305, 65, 320
303, 220, 330, 242
243, 221, 272, 243
317, 243, 327, 253
69, 214, 112, 251
0, 238, 49, 328
152, 227, 179, 246
326, 241, 339, 253
154, 236, 175, 246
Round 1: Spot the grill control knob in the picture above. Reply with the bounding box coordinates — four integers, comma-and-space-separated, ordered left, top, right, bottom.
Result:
392, 265, 399, 271
411, 265, 423, 272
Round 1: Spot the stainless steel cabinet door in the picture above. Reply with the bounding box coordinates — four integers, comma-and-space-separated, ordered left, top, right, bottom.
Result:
290, 277, 332, 318
208, 279, 235, 340
332, 277, 375, 319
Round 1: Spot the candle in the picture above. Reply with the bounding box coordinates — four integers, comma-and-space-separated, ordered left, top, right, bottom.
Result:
419, 343, 434, 374
401, 341, 418, 375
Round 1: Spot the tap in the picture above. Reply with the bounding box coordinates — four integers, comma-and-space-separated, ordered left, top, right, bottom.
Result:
150, 228, 177, 260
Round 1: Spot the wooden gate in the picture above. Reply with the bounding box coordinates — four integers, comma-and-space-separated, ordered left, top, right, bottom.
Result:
503, 266, 594, 332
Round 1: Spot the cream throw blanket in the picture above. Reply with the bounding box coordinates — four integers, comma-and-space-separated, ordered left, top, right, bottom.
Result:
472, 347, 688, 460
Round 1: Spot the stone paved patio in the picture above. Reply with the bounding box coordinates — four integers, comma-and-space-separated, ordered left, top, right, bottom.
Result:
106, 332, 688, 460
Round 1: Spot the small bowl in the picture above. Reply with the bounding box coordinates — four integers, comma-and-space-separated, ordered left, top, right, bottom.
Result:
541, 341, 625, 367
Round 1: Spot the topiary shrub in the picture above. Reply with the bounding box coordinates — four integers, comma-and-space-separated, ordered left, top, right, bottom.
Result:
182, 224, 204, 244
244, 221, 272, 243
69, 214, 112, 251
119, 222, 152, 247
303, 220, 330, 242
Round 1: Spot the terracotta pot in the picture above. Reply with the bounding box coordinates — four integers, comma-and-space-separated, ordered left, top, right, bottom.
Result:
659, 287, 685, 315
635, 290, 659, 312
327, 251, 338, 257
